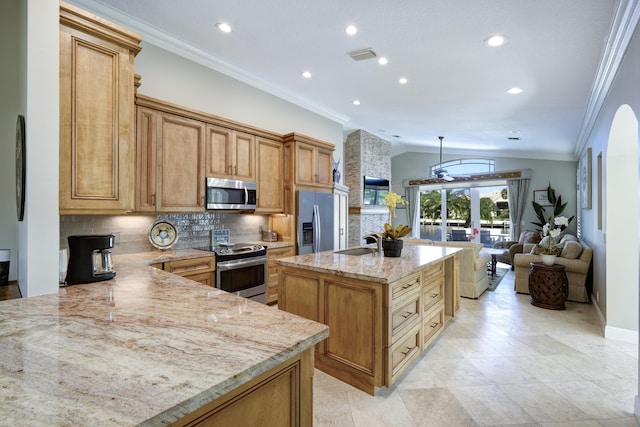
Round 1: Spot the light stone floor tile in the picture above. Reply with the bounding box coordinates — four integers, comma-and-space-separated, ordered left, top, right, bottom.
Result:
312, 270, 640, 427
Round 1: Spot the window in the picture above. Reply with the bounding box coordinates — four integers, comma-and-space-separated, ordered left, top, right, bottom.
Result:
430, 158, 495, 176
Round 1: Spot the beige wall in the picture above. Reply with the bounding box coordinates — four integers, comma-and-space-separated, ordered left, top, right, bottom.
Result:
0, 0, 20, 281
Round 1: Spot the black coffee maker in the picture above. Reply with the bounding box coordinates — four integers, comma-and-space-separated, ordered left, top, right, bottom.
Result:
65, 235, 116, 285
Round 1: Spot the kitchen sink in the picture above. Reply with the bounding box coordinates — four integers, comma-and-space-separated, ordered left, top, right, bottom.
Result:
334, 247, 376, 256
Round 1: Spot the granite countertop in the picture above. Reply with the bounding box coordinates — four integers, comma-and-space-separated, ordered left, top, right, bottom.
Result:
0, 249, 327, 426
276, 243, 462, 284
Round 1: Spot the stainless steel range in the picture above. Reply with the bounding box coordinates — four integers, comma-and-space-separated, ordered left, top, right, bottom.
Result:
196, 243, 267, 303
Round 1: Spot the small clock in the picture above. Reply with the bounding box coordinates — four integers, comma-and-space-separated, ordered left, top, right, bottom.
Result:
16, 115, 25, 222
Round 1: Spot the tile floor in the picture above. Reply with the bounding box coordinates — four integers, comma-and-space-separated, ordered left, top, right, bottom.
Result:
313, 269, 639, 426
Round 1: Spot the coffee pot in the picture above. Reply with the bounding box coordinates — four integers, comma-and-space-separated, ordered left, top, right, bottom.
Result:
65, 235, 116, 285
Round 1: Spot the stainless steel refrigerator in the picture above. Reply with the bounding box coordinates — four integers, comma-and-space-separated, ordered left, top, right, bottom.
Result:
296, 190, 334, 254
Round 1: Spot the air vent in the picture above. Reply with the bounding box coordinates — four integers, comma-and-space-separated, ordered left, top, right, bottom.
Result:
508, 137, 521, 141
347, 48, 377, 61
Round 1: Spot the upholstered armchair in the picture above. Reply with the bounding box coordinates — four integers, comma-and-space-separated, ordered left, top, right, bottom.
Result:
492, 230, 542, 270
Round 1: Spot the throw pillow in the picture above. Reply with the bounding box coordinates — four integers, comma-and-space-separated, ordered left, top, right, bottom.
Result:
560, 234, 577, 244
560, 241, 583, 259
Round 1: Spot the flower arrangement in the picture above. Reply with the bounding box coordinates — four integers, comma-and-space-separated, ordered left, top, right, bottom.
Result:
538, 215, 570, 255
380, 191, 411, 240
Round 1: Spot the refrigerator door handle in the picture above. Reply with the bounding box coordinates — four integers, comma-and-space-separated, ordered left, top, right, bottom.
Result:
313, 204, 320, 253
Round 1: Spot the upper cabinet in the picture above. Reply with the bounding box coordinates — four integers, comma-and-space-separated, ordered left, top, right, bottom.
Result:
135, 95, 284, 214
256, 138, 284, 213
205, 125, 255, 181
59, 2, 141, 214
284, 133, 335, 189
136, 103, 206, 212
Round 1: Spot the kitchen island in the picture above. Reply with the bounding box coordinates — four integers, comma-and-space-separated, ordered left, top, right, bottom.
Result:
0, 249, 327, 426
276, 242, 461, 394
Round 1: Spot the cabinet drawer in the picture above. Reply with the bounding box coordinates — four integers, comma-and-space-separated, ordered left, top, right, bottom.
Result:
388, 322, 421, 384
422, 277, 444, 313
390, 289, 421, 344
165, 256, 214, 276
422, 306, 445, 348
422, 262, 444, 282
391, 272, 421, 302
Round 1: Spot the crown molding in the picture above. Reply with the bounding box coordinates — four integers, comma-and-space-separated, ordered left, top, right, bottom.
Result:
66, 0, 350, 125
574, 0, 640, 157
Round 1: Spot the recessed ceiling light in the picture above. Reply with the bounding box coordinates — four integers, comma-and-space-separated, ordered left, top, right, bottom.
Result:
484, 34, 506, 47
346, 25, 357, 35
352, 100, 361, 105
378, 57, 388, 65
301, 71, 312, 78
507, 87, 523, 95
398, 77, 408, 84
216, 23, 232, 33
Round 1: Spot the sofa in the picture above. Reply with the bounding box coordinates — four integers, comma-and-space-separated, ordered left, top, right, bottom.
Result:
493, 230, 542, 269
513, 234, 592, 303
404, 239, 491, 299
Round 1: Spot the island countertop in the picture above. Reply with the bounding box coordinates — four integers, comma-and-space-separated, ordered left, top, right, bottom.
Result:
0, 250, 328, 426
276, 243, 462, 284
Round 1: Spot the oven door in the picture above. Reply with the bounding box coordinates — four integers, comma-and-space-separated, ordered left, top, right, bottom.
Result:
216, 256, 267, 302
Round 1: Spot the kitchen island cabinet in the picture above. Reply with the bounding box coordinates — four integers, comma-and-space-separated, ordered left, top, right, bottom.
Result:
0, 249, 327, 426
277, 242, 460, 395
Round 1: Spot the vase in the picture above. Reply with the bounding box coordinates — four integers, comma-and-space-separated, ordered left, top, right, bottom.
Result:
540, 254, 556, 266
382, 239, 403, 257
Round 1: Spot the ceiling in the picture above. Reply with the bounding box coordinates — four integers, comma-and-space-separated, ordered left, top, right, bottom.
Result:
69, 0, 617, 160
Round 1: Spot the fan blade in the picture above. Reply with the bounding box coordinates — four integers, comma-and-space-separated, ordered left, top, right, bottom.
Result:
442, 175, 455, 182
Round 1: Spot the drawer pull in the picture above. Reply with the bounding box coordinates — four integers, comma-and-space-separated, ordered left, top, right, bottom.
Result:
401, 280, 418, 289
401, 346, 414, 356
430, 322, 439, 328
431, 293, 440, 298
401, 311, 413, 319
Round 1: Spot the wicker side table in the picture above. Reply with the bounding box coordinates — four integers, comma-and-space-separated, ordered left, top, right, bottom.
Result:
528, 262, 569, 310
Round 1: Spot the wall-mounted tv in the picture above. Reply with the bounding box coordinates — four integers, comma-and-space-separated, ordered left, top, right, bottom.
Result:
363, 176, 390, 206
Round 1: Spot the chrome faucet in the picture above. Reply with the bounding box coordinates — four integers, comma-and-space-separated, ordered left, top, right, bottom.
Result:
363, 233, 383, 254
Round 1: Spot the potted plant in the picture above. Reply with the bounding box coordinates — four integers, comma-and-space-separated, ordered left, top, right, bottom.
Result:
378, 192, 412, 257
537, 216, 570, 265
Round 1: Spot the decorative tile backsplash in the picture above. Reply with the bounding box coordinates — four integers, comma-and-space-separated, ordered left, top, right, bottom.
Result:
60, 213, 269, 254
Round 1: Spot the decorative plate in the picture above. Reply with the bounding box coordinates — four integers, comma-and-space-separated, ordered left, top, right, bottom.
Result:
148, 220, 179, 250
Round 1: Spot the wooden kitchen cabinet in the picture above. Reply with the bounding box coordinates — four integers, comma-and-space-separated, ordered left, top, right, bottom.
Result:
256, 138, 284, 213
205, 124, 255, 181
135, 105, 206, 212
266, 246, 294, 304
283, 133, 335, 189
172, 346, 314, 427
158, 256, 215, 286
59, 2, 141, 214
279, 253, 459, 395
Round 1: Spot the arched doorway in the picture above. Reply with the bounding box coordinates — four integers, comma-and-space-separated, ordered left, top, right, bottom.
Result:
605, 104, 639, 338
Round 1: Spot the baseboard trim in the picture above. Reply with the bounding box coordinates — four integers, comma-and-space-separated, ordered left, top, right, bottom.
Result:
592, 292, 638, 344
604, 325, 638, 344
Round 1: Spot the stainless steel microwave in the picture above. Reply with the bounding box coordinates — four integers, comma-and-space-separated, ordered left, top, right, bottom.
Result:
205, 178, 257, 210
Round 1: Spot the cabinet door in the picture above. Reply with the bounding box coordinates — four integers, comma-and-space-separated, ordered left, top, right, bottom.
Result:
295, 142, 316, 185
205, 124, 233, 178
256, 138, 283, 213
59, 25, 136, 213
135, 106, 157, 212
316, 147, 334, 186
156, 113, 205, 211
233, 131, 256, 181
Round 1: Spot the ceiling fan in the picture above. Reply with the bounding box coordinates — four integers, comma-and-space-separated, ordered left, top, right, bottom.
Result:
433, 136, 455, 182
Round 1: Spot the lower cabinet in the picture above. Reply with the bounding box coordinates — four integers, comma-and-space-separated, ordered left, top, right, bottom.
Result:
155, 256, 215, 286
171, 346, 314, 427
279, 257, 457, 395
266, 246, 294, 304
